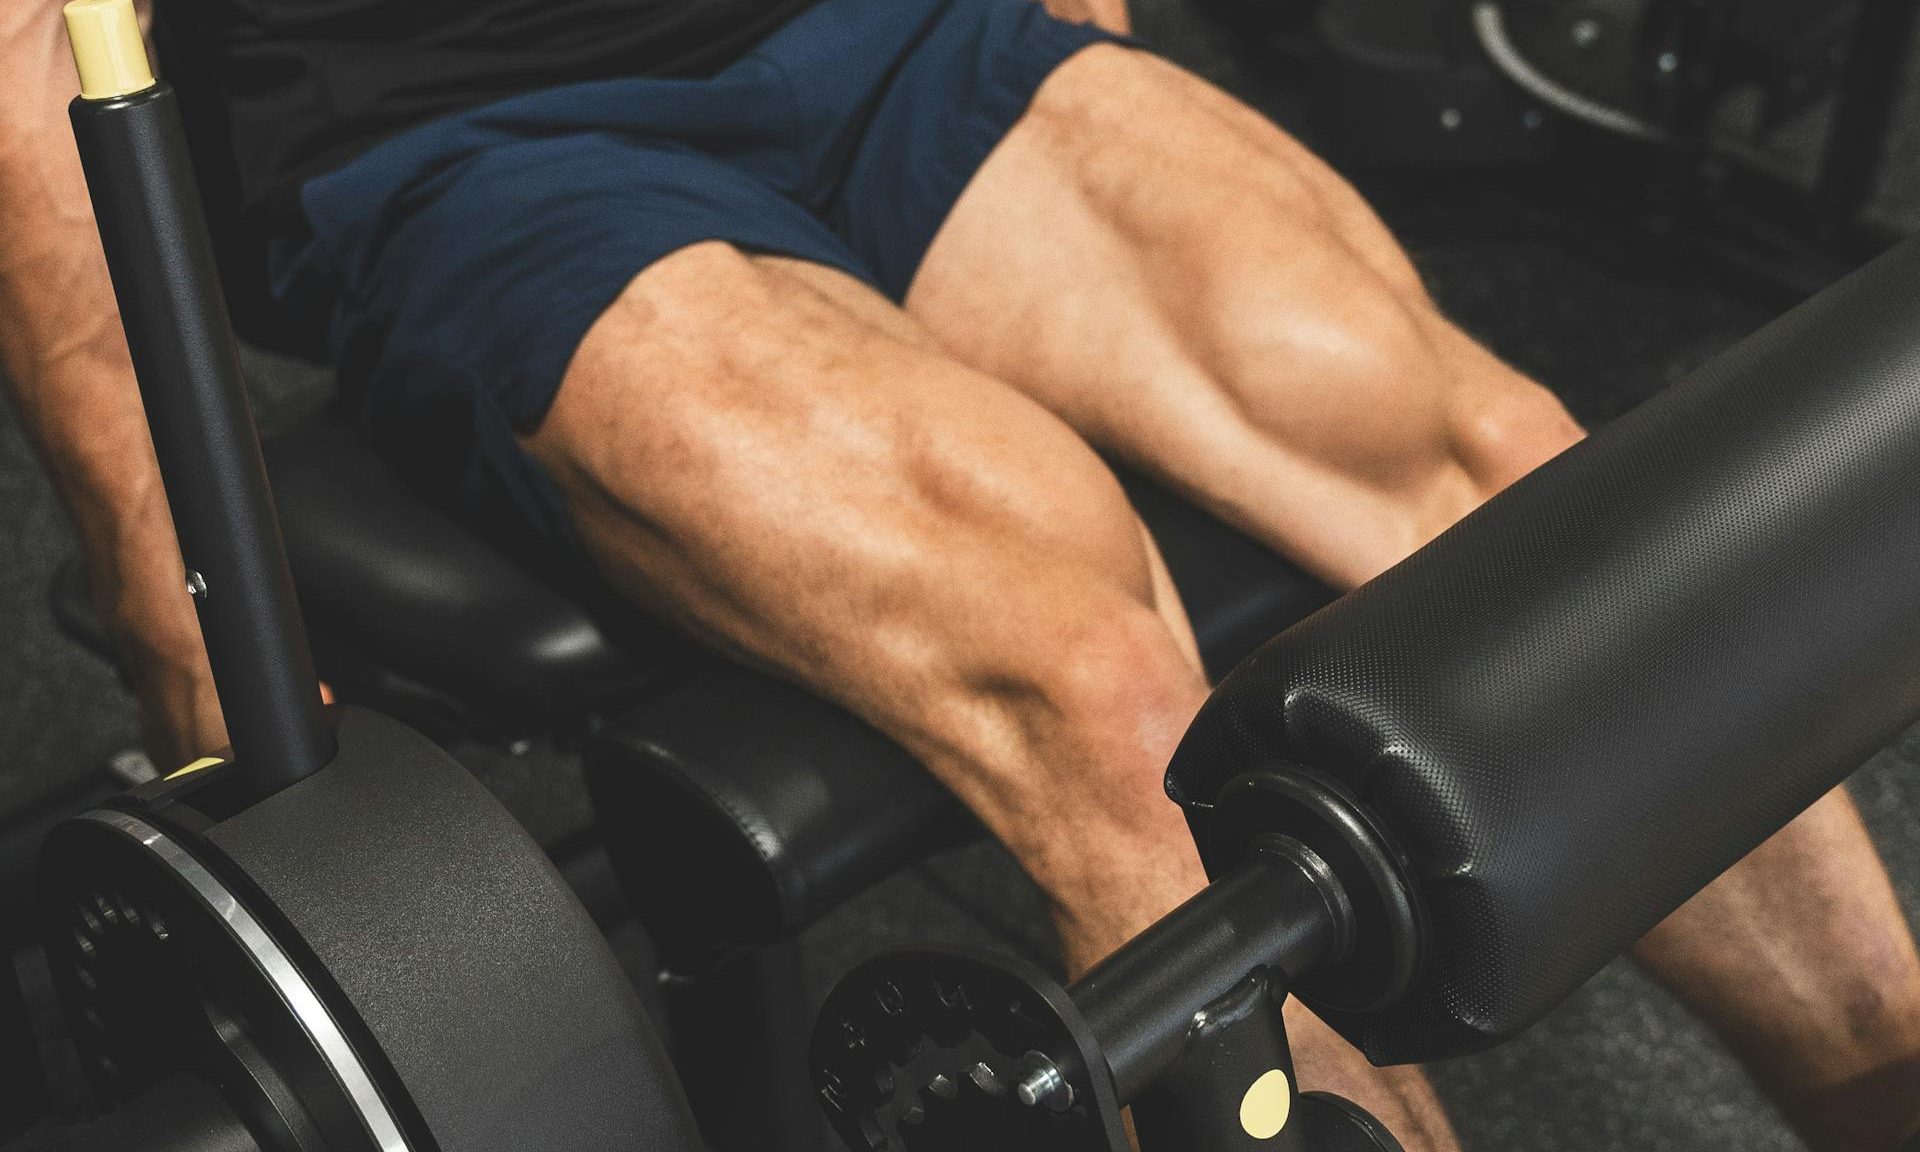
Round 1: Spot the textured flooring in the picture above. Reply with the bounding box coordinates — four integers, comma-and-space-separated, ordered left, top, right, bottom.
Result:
5, 3, 1920, 1150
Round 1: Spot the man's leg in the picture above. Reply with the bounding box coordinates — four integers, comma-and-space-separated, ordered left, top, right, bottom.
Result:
520, 240, 1455, 1147
1636, 788, 1920, 1150
908, 40, 1920, 1146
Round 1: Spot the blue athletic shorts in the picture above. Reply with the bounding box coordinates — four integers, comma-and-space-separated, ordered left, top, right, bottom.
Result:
273, 0, 1125, 548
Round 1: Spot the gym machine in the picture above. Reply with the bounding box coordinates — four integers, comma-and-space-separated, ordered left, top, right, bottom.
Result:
1240, 0, 1918, 293
810, 232, 1920, 1147
3, 4, 705, 1149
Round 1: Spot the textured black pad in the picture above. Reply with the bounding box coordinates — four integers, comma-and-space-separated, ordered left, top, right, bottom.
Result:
1166, 239, 1920, 1064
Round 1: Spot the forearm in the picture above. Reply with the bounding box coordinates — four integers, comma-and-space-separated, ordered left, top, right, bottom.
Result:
0, 1, 175, 578
1, 4, 150, 482
1, 2, 220, 758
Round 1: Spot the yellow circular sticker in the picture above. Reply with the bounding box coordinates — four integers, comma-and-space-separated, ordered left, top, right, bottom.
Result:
1239, 1067, 1293, 1140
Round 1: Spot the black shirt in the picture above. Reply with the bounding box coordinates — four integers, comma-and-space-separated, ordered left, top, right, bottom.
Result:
153, 0, 819, 219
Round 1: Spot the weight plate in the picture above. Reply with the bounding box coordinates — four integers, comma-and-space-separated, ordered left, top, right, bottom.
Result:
811, 947, 1127, 1152
40, 807, 403, 1152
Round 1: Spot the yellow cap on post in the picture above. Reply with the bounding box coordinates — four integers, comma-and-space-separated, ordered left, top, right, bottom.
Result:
63, 0, 156, 101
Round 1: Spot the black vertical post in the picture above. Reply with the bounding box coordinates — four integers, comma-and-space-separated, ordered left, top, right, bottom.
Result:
67, 73, 334, 790
1815, 0, 1920, 236
1129, 970, 1309, 1152
1073, 849, 1342, 1104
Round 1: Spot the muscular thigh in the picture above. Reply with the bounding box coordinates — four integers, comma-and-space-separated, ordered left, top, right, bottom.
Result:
521, 243, 1200, 759
910, 45, 1576, 585
910, 44, 1430, 386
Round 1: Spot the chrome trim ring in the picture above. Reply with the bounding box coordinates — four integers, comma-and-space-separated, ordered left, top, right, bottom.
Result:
81, 809, 412, 1152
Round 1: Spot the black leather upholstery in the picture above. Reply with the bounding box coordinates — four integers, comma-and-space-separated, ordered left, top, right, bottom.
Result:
1168, 238, 1920, 1065
263, 413, 685, 733
589, 670, 974, 958
588, 471, 1334, 956
56, 402, 1335, 958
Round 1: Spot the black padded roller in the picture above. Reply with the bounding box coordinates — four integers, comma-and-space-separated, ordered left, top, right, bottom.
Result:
1166, 238, 1920, 1064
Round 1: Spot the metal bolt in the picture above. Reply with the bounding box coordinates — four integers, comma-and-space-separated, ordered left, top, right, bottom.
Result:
966, 1061, 1006, 1097
1014, 1056, 1074, 1112
1658, 52, 1680, 74
1440, 108, 1464, 131
185, 570, 208, 599
1523, 109, 1546, 130
1570, 18, 1603, 49
839, 1016, 867, 1052
926, 1073, 958, 1100
819, 1071, 848, 1115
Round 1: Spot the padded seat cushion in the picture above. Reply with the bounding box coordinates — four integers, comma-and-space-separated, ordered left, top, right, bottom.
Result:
264, 413, 686, 733
588, 471, 1334, 956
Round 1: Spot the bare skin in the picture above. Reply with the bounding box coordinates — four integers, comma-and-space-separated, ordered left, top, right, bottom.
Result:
4, 2, 1917, 1148
0, 0, 228, 767
525, 43, 1920, 1151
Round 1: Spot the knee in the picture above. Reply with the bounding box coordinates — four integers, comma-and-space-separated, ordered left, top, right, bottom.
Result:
1208, 233, 1581, 495
860, 412, 1207, 822
1827, 935, 1920, 1060
1446, 374, 1586, 492
954, 601, 1206, 837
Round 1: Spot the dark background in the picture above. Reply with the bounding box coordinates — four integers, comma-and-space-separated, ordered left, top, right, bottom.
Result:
4, 1, 1920, 1148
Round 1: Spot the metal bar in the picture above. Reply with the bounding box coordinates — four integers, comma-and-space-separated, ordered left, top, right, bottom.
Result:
1130, 969, 1308, 1152
66, 14, 333, 791
1072, 846, 1343, 1104
1815, 0, 1920, 234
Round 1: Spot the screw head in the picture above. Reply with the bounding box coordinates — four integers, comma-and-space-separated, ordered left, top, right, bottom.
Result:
966, 1062, 1006, 1097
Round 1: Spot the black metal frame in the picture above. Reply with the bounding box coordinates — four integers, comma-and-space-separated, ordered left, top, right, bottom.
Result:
810, 822, 1405, 1151
69, 83, 333, 794
1554, 0, 1919, 296
1814, 0, 1920, 236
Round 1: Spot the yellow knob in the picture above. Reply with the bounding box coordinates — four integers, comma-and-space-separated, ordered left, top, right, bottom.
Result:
63, 0, 156, 101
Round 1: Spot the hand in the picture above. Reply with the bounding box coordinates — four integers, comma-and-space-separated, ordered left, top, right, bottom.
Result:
1042, 0, 1131, 34
108, 586, 337, 770
128, 633, 230, 770
98, 563, 229, 767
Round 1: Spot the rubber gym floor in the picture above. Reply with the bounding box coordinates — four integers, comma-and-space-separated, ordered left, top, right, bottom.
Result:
3, 3, 1918, 1148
